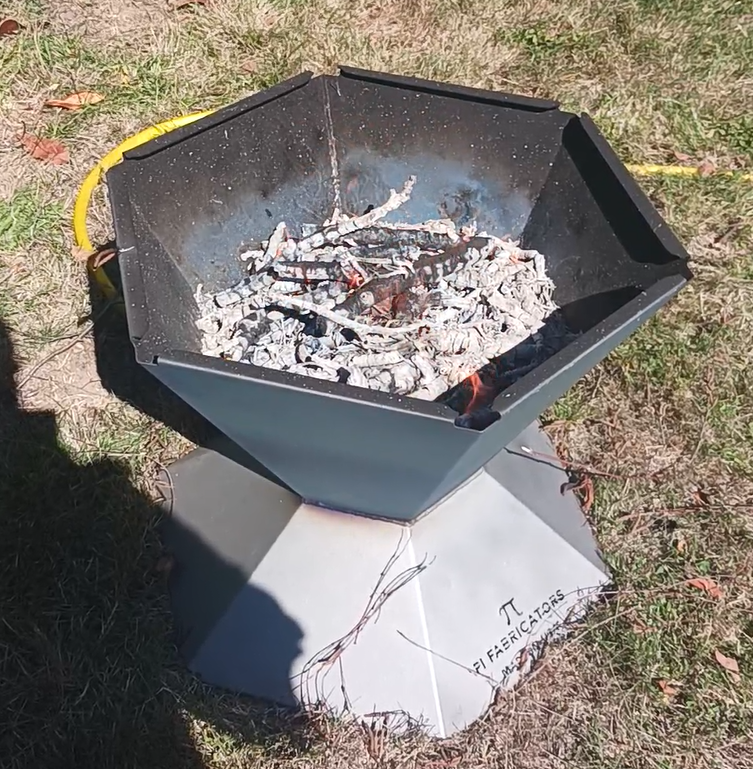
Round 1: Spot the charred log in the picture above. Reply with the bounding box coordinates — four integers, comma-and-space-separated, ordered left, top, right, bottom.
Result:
336, 238, 489, 317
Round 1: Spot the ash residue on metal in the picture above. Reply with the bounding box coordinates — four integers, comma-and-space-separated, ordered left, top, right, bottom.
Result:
196, 176, 574, 404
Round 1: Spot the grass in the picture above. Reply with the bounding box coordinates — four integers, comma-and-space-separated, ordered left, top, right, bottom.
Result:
1, 0, 752, 767
0, 185, 64, 251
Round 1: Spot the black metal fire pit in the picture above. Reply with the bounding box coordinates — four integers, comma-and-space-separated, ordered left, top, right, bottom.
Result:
108, 67, 690, 521
106, 67, 691, 734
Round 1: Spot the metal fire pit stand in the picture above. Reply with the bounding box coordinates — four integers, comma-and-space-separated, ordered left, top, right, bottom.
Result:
105, 68, 692, 736
158, 423, 608, 737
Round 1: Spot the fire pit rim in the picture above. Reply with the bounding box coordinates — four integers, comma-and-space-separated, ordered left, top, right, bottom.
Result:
109, 66, 692, 432
142, 271, 685, 432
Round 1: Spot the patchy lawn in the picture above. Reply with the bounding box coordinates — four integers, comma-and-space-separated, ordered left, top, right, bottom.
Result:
1, 0, 751, 767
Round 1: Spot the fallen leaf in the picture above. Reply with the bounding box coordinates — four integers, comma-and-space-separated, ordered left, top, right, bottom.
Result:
0, 18, 21, 36
672, 150, 692, 163
72, 245, 95, 261
578, 476, 595, 512
173, 0, 207, 7
632, 620, 651, 635
561, 475, 595, 512
691, 488, 711, 507
91, 248, 117, 269
240, 60, 259, 74
714, 650, 741, 683
657, 679, 679, 701
686, 577, 723, 599
675, 537, 687, 554
18, 133, 69, 165
44, 91, 104, 110
698, 159, 716, 177
516, 647, 530, 671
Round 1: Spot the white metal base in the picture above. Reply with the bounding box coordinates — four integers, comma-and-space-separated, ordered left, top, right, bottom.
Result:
160, 423, 609, 736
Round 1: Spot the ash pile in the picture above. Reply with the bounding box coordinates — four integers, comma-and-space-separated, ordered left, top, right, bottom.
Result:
196, 177, 572, 406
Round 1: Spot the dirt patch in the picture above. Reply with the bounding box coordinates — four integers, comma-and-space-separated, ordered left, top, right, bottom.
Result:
46, 0, 170, 43
16, 334, 115, 413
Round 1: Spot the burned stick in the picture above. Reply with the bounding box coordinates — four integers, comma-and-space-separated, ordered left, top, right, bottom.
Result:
297, 176, 416, 252
272, 261, 352, 283
347, 227, 457, 251
350, 244, 423, 264
267, 292, 432, 337
337, 237, 490, 317
257, 221, 287, 270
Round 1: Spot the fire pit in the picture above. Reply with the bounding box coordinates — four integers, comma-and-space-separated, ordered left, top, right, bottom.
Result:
107, 67, 691, 735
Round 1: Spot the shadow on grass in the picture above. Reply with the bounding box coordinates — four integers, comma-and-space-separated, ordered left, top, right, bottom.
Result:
0, 316, 312, 768
88, 274, 294, 488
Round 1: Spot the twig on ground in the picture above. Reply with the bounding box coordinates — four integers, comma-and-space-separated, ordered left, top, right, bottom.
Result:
296, 532, 433, 708
519, 445, 676, 480
515, 607, 636, 692
16, 301, 114, 391
620, 503, 752, 521
396, 630, 498, 687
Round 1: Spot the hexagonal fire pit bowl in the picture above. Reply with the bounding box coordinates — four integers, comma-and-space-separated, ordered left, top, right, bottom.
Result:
108, 67, 691, 735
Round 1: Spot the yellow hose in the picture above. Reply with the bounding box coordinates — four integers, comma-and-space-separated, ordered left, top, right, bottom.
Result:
73, 111, 752, 300
74, 110, 215, 298
627, 163, 753, 182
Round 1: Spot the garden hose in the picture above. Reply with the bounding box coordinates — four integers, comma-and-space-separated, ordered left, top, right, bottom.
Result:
628, 164, 753, 182
73, 109, 215, 299
73, 111, 752, 301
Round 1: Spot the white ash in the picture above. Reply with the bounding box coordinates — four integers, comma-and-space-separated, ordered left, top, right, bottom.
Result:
196, 177, 572, 403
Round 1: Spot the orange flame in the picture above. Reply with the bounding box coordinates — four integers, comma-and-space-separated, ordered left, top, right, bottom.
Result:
466, 372, 494, 413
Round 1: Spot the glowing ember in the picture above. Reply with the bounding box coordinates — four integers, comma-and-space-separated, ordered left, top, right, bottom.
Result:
347, 272, 365, 290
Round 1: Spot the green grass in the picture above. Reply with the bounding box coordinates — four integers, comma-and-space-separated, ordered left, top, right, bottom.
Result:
0, 186, 65, 252
1, 0, 752, 767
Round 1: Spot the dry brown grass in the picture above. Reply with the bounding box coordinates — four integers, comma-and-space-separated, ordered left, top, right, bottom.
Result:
1, 0, 752, 766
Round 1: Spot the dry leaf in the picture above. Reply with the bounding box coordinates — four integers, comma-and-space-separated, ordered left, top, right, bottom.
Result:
240, 60, 259, 74
562, 475, 595, 512
72, 245, 95, 261
675, 537, 687, 554
632, 620, 650, 635
698, 159, 716, 177
686, 577, 723, 599
18, 133, 69, 165
579, 476, 595, 512
0, 18, 21, 36
714, 650, 741, 683
44, 91, 104, 110
91, 248, 117, 269
516, 647, 530, 671
672, 150, 692, 163
691, 488, 711, 507
657, 679, 679, 701
173, 0, 207, 7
